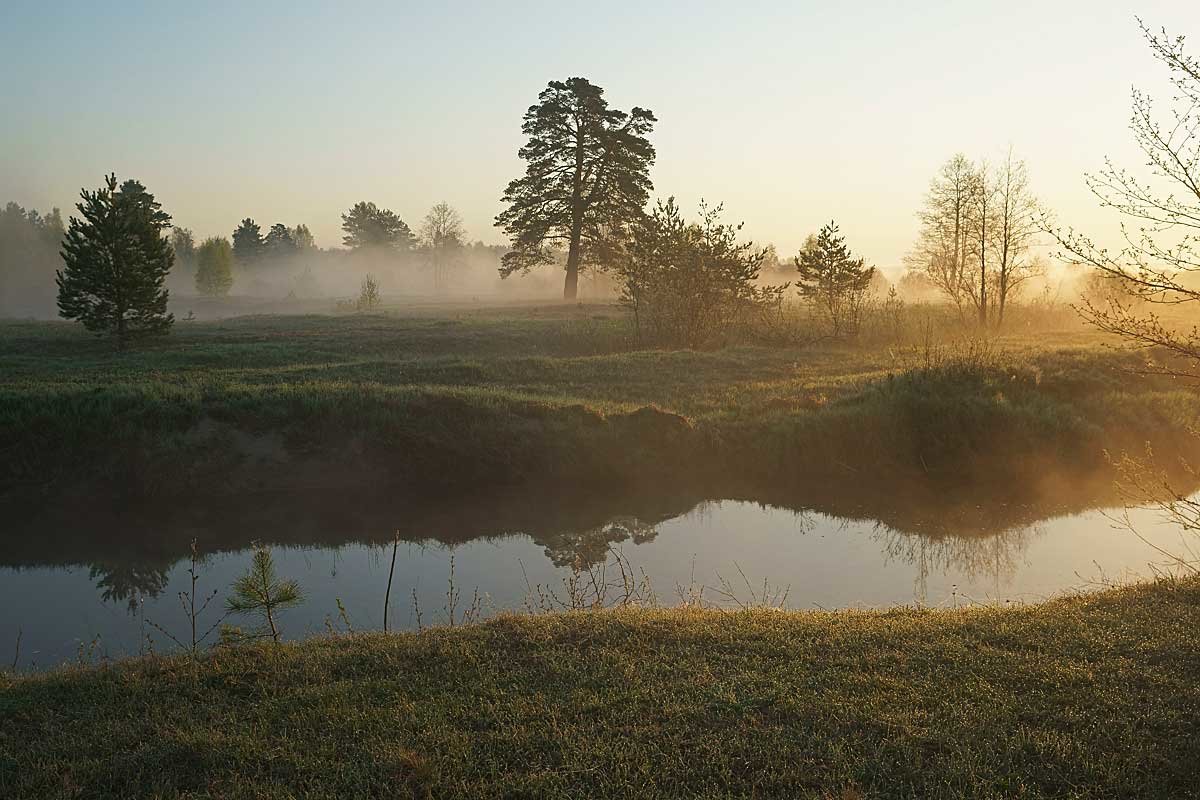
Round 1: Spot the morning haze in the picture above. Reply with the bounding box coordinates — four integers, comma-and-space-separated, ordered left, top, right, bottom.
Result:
3, 3, 1200, 798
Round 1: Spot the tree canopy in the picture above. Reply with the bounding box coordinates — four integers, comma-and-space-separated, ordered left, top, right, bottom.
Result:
56, 174, 174, 347
195, 236, 234, 296
232, 218, 265, 266
341, 202, 415, 252
420, 202, 466, 292
264, 223, 296, 259
496, 77, 656, 299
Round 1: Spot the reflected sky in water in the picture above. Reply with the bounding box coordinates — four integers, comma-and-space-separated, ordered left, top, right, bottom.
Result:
1, 499, 1193, 670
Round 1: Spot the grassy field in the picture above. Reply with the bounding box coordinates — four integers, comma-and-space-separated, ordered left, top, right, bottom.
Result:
1, 576, 1197, 799
2, 303, 1198, 505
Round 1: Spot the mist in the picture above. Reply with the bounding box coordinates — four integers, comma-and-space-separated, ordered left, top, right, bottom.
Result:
0, 202, 63, 318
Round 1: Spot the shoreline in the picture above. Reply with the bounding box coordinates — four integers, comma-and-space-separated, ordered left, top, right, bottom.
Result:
3, 576, 1198, 798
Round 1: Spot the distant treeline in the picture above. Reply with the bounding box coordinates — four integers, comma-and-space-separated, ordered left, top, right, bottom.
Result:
0, 79, 1109, 337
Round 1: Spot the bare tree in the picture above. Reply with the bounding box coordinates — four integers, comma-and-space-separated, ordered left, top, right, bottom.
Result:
910, 151, 1040, 327
964, 158, 994, 326
1046, 20, 1200, 570
992, 149, 1042, 324
420, 202, 466, 292
1047, 20, 1200, 374
906, 153, 976, 319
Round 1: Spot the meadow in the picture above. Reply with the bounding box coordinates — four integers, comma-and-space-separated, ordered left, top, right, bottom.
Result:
4, 304, 1200, 798
2, 301, 1197, 511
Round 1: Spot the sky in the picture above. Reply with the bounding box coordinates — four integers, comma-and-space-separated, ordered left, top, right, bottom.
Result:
2, 0, 1198, 275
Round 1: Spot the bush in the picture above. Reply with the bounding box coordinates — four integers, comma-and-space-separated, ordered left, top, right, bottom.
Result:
611, 198, 786, 348
356, 274, 381, 311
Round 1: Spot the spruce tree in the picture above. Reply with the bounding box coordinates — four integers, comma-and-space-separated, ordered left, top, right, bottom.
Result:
56, 174, 174, 348
195, 236, 234, 296
496, 77, 656, 299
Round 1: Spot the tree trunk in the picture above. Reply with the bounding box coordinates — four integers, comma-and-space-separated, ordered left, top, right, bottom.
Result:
564, 224, 582, 300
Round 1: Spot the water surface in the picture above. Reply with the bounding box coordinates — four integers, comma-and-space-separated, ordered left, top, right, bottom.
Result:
1, 494, 1191, 670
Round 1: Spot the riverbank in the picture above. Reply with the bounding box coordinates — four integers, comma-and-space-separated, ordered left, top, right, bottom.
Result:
2, 576, 1197, 798
3, 307, 1198, 504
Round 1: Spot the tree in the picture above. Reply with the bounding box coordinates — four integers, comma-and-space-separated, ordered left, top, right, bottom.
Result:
906, 154, 976, 319
1042, 20, 1200, 575
795, 221, 875, 337
264, 223, 295, 259
341, 202, 415, 252
56, 174, 174, 348
194, 236, 234, 296
0, 202, 64, 317
1047, 21, 1200, 365
496, 77, 657, 300
963, 159, 998, 326
170, 227, 196, 273
291, 224, 315, 250
232, 218, 265, 266
611, 198, 780, 347
420, 202, 466, 292
991, 149, 1042, 324
356, 274, 381, 311
226, 545, 303, 643
909, 152, 1039, 326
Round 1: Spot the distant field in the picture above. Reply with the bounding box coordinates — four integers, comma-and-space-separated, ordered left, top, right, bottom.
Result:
2, 303, 1198, 505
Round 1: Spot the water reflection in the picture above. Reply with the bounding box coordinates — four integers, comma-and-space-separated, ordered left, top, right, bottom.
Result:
533, 515, 660, 567
873, 522, 1038, 605
1, 487, 1194, 669
88, 562, 171, 610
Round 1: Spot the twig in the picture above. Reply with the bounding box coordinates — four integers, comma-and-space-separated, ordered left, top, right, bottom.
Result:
383, 529, 400, 633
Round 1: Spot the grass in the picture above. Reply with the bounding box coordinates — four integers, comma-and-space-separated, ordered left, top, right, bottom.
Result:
1, 576, 1198, 798
2, 303, 1197, 505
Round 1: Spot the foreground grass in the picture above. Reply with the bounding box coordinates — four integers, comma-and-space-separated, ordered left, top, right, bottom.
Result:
1, 577, 1198, 799
2, 305, 1199, 501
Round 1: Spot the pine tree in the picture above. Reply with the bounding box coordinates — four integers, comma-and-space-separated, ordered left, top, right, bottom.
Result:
195, 236, 234, 296
226, 545, 304, 644
56, 174, 174, 348
232, 218, 265, 266
264, 223, 296, 259
795, 221, 874, 337
496, 77, 656, 299
340, 202, 415, 252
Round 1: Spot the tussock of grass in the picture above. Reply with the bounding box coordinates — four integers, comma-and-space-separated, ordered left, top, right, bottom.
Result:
2, 577, 1198, 798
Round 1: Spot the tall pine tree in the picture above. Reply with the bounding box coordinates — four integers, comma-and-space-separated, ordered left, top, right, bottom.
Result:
496, 77, 656, 299
57, 174, 174, 348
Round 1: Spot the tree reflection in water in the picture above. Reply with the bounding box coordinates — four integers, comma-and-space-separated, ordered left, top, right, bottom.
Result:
873, 523, 1040, 604
531, 516, 660, 568
88, 562, 171, 611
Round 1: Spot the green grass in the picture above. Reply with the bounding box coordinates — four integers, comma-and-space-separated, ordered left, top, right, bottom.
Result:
2, 577, 1198, 799
2, 304, 1198, 502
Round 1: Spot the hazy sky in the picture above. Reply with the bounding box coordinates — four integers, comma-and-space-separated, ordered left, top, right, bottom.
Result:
2, 1, 1198, 274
